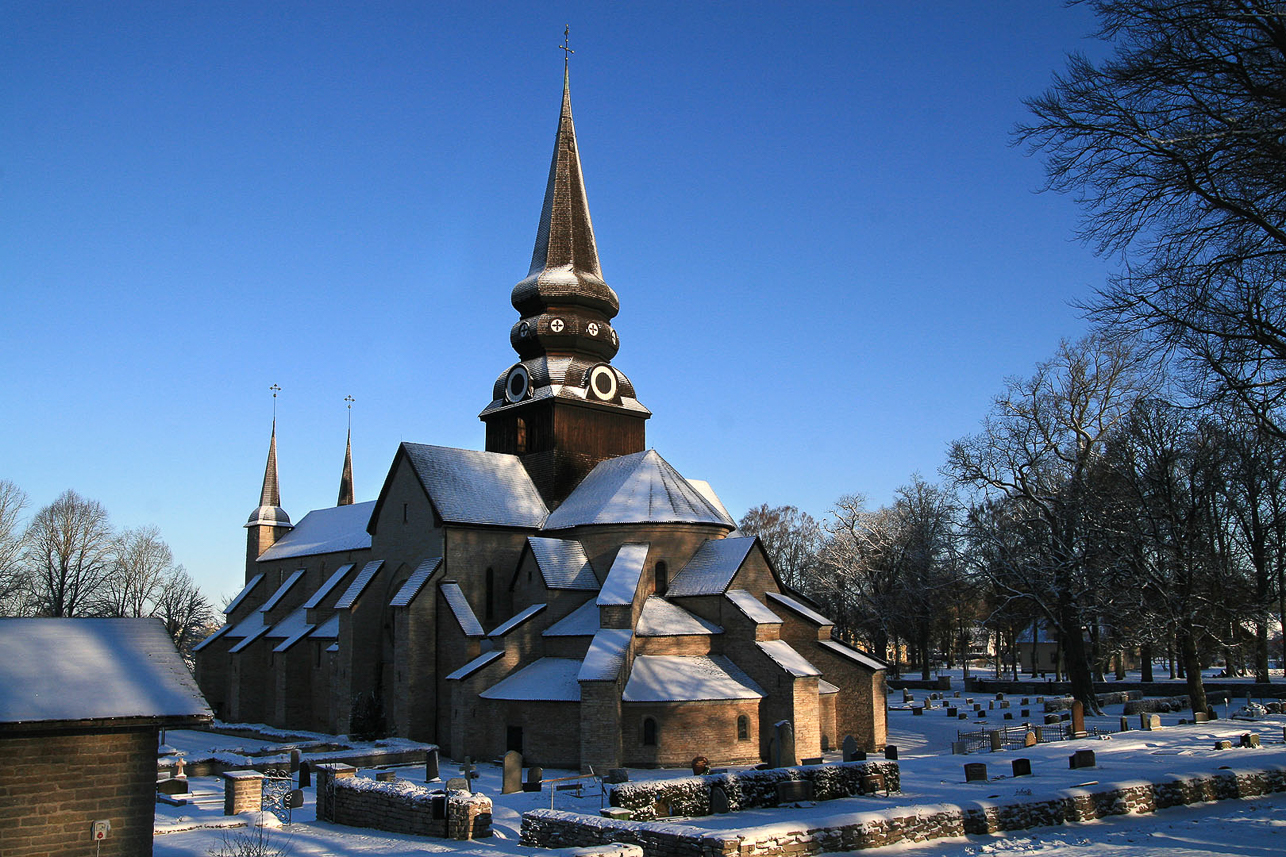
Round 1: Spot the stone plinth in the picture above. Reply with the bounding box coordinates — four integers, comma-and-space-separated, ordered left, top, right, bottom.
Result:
222, 770, 264, 816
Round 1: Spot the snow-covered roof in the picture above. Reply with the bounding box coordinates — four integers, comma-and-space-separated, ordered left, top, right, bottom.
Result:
489, 603, 547, 638
817, 639, 886, 671
543, 599, 600, 637
445, 649, 503, 681
0, 619, 211, 726
402, 444, 548, 528
726, 589, 783, 625
767, 591, 833, 626
256, 501, 375, 562
597, 543, 649, 606
544, 450, 736, 529
269, 608, 315, 652
757, 640, 822, 677
191, 624, 229, 652
667, 537, 756, 597
260, 569, 305, 613
440, 582, 484, 637
310, 613, 340, 639
578, 629, 632, 682
390, 557, 441, 607
334, 560, 384, 610
527, 537, 599, 590
302, 563, 355, 610
622, 655, 765, 702
636, 597, 723, 637
229, 624, 272, 653
685, 478, 734, 523
819, 679, 840, 695
480, 658, 582, 701
224, 608, 265, 639
224, 573, 264, 615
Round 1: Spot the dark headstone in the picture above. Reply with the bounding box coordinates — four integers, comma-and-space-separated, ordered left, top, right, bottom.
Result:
1120, 716, 1130, 732
913, 706, 923, 716
1003, 712, 1013, 720
1021, 709, 1030, 718
989, 730, 1003, 751
710, 785, 730, 814
502, 750, 523, 794
156, 777, 188, 796
288, 789, 304, 809
298, 760, 311, 788
776, 780, 814, 803
1011, 758, 1032, 778
425, 747, 439, 782
947, 707, 957, 717
1045, 714, 1062, 725
1032, 726, 1044, 743
1069, 749, 1096, 769
841, 735, 859, 762
951, 741, 968, 755
775, 720, 796, 767
375, 771, 396, 782
884, 745, 898, 761
1214, 739, 1232, 750
977, 710, 987, 718
964, 762, 988, 782
801, 756, 823, 766
860, 772, 885, 794
1241, 733, 1261, 748
289, 748, 301, 773
522, 765, 543, 792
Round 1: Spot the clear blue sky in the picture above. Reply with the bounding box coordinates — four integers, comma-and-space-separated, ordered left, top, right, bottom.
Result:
2, 1, 1111, 604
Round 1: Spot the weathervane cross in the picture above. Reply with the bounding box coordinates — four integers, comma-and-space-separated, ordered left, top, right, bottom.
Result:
345, 394, 355, 429
559, 25, 573, 67
270, 383, 282, 419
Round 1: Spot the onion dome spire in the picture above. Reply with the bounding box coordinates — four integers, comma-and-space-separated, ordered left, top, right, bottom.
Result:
246, 417, 291, 530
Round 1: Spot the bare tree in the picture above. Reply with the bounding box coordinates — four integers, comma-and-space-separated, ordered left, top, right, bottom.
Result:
0, 480, 32, 616
947, 335, 1155, 713
98, 525, 174, 618
1018, 0, 1286, 435
737, 504, 825, 591
154, 565, 216, 663
24, 490, 113, 617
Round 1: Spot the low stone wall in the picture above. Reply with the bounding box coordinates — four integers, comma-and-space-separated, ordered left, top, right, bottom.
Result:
969, 679, 1286, 700
317, 774, 491, 840
1123, 695, 1189, 715
608, 762, 900, 821
1042, 691, 1140, 712
523, 765, 1286, 856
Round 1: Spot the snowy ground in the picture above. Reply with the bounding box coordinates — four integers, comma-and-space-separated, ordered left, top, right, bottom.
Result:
154, 683, 1286, 857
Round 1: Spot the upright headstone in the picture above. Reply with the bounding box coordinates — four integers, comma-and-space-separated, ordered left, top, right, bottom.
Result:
1032, 726, 1044, 743
989, 730, 1003, 751
775, 721, 796, 767
903, 689, 913, 703
884, 745, 898, 761
523, 766, 543, 792
1011, 758, 1032, 777
951, 741, 968, 755
1023, 730, 1037, 747
298, 760, 311, 788
964, 762, 988, 782
1120, 716, 1130, 732
841, 735, 858, 762
1068, 749, 1096, 769
289, 748, 301, 773
460, 757, 476, 793
502, 750, 523, 794
710, 785, 730, 814
1241, 733, 1261, 748
425, 747, 440, 782
1071, 700, 1086, 737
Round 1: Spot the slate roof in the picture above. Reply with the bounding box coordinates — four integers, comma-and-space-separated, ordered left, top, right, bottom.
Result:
544, 450, 736, 530
402, 444, 548, 528
310, 613, 340, 639
223, 609, 265, 640
622, 655, 765, 702
726, 589, 783, 625
489, 603, 547, 638
480, 658, 582, 701
256, 501, 374, 562
0, 618, 211, 727
224, 573, 264, 615
229, 625, 272, 653
767, 591, 833, 626
636, 597, 722, 637
390, 557, 441, 607
302, 563, 355, 610
578, 629, 631, 682
260, 569, 305, 613
334, 560, 384, 610
757, 640, 822, 677
597, 543, 649, 606
817, 639, 887, 671
440, 582, 484, 637
543, 599, 600, 637
445, 649, 503, 681
667, 537, 756, 597
527, 537, 599, 590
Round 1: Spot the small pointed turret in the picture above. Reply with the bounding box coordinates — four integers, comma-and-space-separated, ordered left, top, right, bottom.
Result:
245, 419, 291, 571
337, 427, 355, 506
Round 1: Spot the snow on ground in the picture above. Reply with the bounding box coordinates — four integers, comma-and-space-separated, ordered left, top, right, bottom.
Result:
154, 677, 1286, 857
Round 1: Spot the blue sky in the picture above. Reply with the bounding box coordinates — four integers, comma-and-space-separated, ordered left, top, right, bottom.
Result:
1, 1, 1111, 604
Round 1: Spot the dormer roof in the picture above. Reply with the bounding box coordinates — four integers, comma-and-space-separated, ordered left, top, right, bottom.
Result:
545, 450, 735, 530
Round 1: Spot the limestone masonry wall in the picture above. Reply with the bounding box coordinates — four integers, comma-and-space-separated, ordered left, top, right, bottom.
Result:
316, 774, 492, 840
522, 764, 1286, 857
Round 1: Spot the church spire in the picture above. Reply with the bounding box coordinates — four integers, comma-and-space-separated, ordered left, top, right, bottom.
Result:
245, 407, 291, 571
259, 419, 282, 508
337, 426, 355, 506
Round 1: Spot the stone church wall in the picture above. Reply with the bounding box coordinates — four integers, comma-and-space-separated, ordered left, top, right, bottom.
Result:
621, 700, 761, 768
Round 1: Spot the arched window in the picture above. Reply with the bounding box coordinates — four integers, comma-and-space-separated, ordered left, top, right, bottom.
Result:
654, 561, 668, 596
642, 717, 658, 746
516, 418, 527, 454
485, 568, 495, 622
737, 714, 749, 741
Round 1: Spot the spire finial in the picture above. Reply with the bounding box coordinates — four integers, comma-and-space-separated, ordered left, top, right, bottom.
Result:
344, 394, 355, 430
560, 25, 573, 69
269, 383, 281, 421
338, 396, 355, 507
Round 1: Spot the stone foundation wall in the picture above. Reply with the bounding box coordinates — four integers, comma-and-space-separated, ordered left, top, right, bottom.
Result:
317, 776, 492, 840
523, 765, 1286, 856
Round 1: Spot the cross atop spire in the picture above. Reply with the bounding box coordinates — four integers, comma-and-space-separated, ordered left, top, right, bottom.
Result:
559, 25, 573, 68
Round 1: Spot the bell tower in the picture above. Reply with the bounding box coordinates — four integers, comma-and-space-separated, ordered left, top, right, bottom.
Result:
481, 66, 649, 507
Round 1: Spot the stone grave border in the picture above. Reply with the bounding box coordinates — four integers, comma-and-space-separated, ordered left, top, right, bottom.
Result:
522, 764, 1286, 857
314, 763, 492, 840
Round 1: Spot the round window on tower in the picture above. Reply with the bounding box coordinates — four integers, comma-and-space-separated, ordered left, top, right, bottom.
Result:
505, 365, 531, 403
587, 364, 618, 402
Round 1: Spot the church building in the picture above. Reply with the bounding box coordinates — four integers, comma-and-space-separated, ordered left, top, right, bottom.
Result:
195, 69, 886, 772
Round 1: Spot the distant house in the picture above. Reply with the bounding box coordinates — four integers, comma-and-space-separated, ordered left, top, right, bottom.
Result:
0, 618, 212, 857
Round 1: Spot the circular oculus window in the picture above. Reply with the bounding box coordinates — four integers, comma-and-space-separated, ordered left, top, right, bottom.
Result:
587, 322, 599, 336
550, 318, 565, 333
518, 321, 530, 338
588, 364, 618, 401
505, 365, 531, 403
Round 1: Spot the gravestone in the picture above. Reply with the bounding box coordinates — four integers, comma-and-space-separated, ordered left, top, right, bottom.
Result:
1000, 700, 1010, 709
523, 766, 543, 792
974, 703, 982, 711
425, 747, 439, 781
947, 707, 958, 717
1003, 712, 1013, 720
1068, 749, 1096, 769
860, 772, 885, 794
1194, 711, 1210, 723
446, 777, 469, 790
1022, 697, 1029, 705
977, 710, 987, 718
954, 691, 961, 698
774, 721, 796, 767
964, 762, 988, 782
502, 750, 523, 794
1241, 733, 1261, 748
913, 706, 923, 716
884, 745, 898, 761
841, 735, 858, 762
298, 760, 311, 788
852, 749, 867, 761
951, 741, 968, 755
1011, 758, 1032, 777
710, 785, 730, 814
376, 771, 397, 782
996, 693, 1005, 700
1021, 709, 1030, 718
1033, 726, 1044, 742
1071, 700, 1087, 737
290, 748, 301, 773
1120, 716, 1130, 732
459, 757, 477, 793
1023, 730, 1037, 748
988, 700, 995, 710
959, 713, 968, 720
1044, 713, 1062, 725
1214, 739, 1232, 750
989, 730, 1003, 751
801, 757, 823, 766
776, 780, 814, 803
1142, 714, 1161, 731
903, 689, 913, 703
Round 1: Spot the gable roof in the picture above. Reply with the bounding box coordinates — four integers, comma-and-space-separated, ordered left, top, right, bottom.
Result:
597, 543, 649, 606
667, 537, 756, 597
544, 450, 736, 530
527, 537, 599, 590
622, 655, 765, 702
636, 597, 722, 637
399, 443, 549, 528
480, 658, 581, 702
0, 618, 211, 728
257, 501, 374, 562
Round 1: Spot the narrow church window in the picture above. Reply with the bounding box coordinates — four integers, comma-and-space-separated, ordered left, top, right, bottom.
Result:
485, 568, 495, 622
642, 716, 657, 746
403, 502, 408, 524
654, 561, 668, 596
737, 714, 749, 741
516, 418, 527, 454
